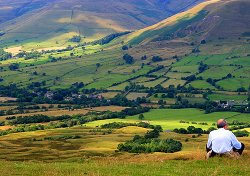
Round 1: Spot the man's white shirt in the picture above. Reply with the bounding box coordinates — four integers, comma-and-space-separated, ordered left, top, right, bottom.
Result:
207, 128, 242, 154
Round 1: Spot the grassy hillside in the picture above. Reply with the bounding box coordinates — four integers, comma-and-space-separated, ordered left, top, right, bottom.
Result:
1, 157, 250, 176
0, 109, 249, 175
0, 0, 205, 50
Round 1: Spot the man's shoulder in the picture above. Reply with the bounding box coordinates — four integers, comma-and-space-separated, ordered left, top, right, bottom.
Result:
209, 128, 232, 135
210, 129, 220, 133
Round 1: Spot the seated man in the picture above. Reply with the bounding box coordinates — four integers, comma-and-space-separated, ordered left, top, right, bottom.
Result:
206, 119, 245, 158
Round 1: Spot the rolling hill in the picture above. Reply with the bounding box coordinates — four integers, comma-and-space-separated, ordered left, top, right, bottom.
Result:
0, 0, 204, 49
0, 0, 249, 92
121, 0, 250, 45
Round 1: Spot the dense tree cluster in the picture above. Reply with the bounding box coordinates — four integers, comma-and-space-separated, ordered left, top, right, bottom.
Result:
101, 122, 155, 129
118, 126, 182, 153
152, 56, 163, 62
8, 63, 19, 70
0, 49, 12, 61
173, 126, 214, 134
69, 36, 81, 43
7, 114, 72, 125
198, 62, 208, 73
233, 130, 249, 137
24, 51, 41, 60
123, 54, 134, 64
91, 32, 130, 45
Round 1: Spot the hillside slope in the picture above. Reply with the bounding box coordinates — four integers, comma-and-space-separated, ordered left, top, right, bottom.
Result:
0, 0, 204, 49
123, 0, 250, 45
0, 0, 249, 91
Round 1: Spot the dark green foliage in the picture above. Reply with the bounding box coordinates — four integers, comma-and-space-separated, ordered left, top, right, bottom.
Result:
242, 32, 250, 37
100, 121, 156, 129
138, 114, 144, 120
0, 31, 5, 36
0, 121, 5, 126
8, 114, 72, 125
147, 65, 164, 74
233, 130, 249, 137
118, 125, 182, 153
8, 63, 19, 70
43, 135, 81, 141
123, 54, 134, 64
173, 126, 205, 134
0, 49, 12, 61
92, 32, 130, 45
24, 51, 41, 60
141, 55, 147, 60
101, 122, 135, 129
69, 36, 81, 43
200, 40, 206, 44
152, 56, 163, 62
182, 75, 196, 82
198, 62, 208, 73
192, 48, 200, 53
122, 45, 129, 50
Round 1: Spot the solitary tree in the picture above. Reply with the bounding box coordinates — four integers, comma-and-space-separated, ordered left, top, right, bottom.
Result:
138, 114, 144, 120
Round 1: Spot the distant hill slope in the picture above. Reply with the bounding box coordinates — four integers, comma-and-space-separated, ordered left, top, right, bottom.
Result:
0, 0, 204, 48
123, 0, 250, 45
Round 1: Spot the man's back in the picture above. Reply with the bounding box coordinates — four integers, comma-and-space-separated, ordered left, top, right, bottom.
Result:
207, 128, 241, 154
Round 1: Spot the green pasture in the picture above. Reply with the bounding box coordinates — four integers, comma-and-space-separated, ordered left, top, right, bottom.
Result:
139, 78, 166, 88
86, 109, 250, 130
108, 82, 130, 91
126, 92, 148, 100
188, 80, 216, 90
198, 66, 238, 79
166, 72, 192, 79
171, 65, 198, 73
161, 79, 186, 88
127, 109, 250, 124
131, 76, 154, 83
149, 94, 176, 104
233, 67, 250, 78
208, 94, 248, 101
217, 78, 249, 91
173, 54, 250, 67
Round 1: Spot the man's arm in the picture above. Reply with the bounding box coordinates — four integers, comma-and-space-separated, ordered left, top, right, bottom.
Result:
207, 133, 212, 149
230, 132, 242, 149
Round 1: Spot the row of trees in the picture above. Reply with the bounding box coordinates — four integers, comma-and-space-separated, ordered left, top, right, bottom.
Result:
101, 122, 155, 129
6, 114, 72, 125
173, 126, 217, 134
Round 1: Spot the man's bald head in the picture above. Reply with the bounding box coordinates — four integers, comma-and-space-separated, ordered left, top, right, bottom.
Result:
217, 119, 228, 129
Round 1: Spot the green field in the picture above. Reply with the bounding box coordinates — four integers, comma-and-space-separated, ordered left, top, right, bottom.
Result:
86, 109, 250, 130
139, 78, 166, 88
217, 78, 250, 91
161, 79, 186, 88
188, 80, 216, 90
208, 94, 248, 101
